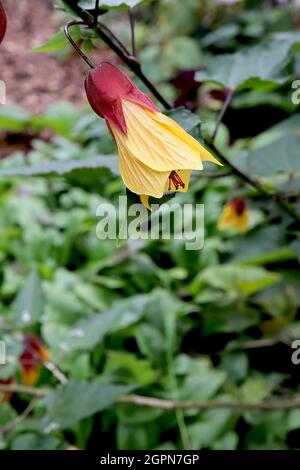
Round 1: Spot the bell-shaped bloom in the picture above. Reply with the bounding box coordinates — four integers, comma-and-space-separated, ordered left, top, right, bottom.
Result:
19, 334, 49, 386
0, 1, 7, 46
218, 198, 249, 234
85, 62, 221, 209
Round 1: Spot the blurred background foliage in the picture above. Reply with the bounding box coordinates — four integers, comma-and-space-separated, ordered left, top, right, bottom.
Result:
1, 0, 300, 451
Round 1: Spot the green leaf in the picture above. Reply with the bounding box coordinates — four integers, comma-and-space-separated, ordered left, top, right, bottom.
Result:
240, 377, 270, 403
59, 294, 150, 352
38, 102, 80, 137
105, 351, 157, 386
11, 434, 61, 450
290, 239, 300, 264
201, 24, 240, 48
202, 304, 260, 334
167, 107, 201, 137
287, 409, 300, 431
0, 155, 118, 178
41, 380, 135, 430
163, 36, 202, 70
0, 104, 32, 131
31, 28, 80, 53
229, 227, 295, 265
212, 432, 238, 451
188, 409, 233, 450
232, 134, 300, 177
78, 0, 151, 10
175, 355, 226, 402
191, 265, 281, 296
11, 270, 45, 327
196, 34, 300, 90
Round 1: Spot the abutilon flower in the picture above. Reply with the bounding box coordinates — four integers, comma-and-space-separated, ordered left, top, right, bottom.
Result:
0, 1, 7, 46
85, 63, 221, 209
218, 198, 249, 234
19, 334, 49, 386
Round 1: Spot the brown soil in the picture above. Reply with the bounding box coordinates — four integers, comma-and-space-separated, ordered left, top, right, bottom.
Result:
0, 0, 116, 113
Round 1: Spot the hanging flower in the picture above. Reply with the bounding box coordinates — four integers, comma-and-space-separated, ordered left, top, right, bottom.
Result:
19, 334, 49, 386
218, 198, 249, 234
85, 62, 221, 209
0, 1, 7, 46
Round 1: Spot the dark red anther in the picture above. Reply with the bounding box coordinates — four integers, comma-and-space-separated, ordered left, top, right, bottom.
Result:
168, 171, 185, 191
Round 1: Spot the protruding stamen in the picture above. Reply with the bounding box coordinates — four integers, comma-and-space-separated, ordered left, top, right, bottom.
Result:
168, 171, 185, 191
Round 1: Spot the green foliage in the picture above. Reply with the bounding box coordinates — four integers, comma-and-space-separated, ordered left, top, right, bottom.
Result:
196, 33, 300, 90
1, 0, 300, 453
42, 381, 136, 430
11, 270, 45, 327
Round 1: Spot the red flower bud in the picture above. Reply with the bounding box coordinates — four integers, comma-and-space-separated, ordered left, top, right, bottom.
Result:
0, 1, 7, 46
85, 62, 159, 135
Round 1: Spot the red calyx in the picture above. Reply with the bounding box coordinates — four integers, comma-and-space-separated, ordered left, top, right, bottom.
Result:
85, 62, 159, 135
0, 1, 7, 46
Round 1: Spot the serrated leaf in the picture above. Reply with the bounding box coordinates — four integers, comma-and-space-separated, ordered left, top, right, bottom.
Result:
41, 380, 135, 430
11, 270, 45, 327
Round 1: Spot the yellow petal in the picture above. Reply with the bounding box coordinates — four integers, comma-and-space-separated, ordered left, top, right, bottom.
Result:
218, 204, 249, 234
21, 366, 40, 386
150, 110, 222, 166
114, 131, 169, 198
117, 99, 205, 172
140, 194, 152, 211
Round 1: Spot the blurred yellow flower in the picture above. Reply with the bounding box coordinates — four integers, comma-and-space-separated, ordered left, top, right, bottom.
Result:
218, 199, 249, 234
19, 334, 49, 387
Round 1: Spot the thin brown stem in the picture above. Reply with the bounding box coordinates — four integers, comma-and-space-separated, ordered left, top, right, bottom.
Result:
2, 384, 300, 411
128, 9, 136, 58
210, 142, 300, 222
0, 399, 38, 434
64, 21, 96, 69
93, 0, 100, 27
43, 361, 68, 384
98, 21, 131, 57
0, 384, 50, 397
119, 394, 300, 410
212, 88, 235, 143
